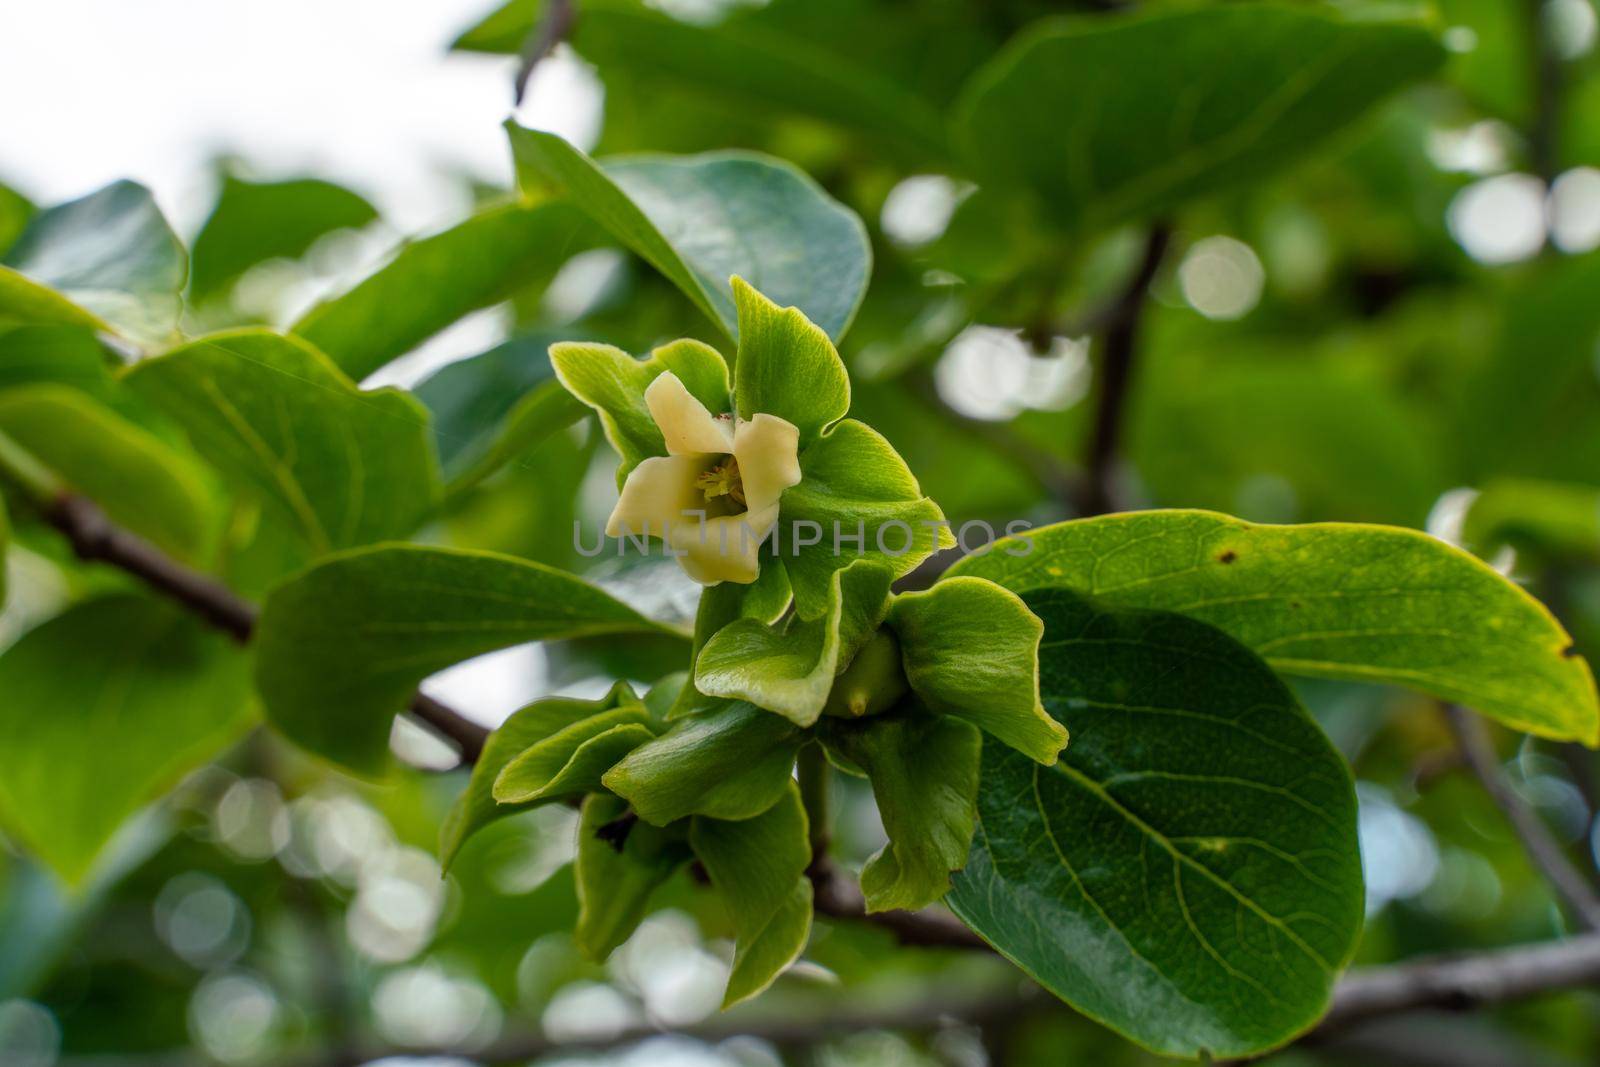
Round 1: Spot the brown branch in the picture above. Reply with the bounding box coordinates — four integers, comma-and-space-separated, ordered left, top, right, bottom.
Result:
38, 490, 488, 763
28, 470, 1600, 1042
1079, 223, 1171, 516
1316, 930, 1600, 1034
1442, 703, 1600, 930
513, 0, 577, 106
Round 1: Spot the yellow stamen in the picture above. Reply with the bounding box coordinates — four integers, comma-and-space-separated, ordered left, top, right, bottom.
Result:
695, 458, 746, 507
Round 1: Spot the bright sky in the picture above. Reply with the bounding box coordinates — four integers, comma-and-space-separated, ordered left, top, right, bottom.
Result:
0, 0, 599, 236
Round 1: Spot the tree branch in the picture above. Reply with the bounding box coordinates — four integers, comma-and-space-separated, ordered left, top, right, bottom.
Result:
1526, 0, 1563, 185
1316, 930, 1600, 1034
513, 0, 577, 106
1442, 703, 1600, 930
1079, 223, 1171, 516
20, 441, 1600, 1042
33, 489, 488, 763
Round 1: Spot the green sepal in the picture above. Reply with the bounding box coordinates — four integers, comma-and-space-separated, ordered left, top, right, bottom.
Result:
438, 682, 641, 870
668, 565, 793, 720
696, 560, 893, 726
784, 419, 953, 619
689, 781, 813, 1006
732, 277, 849, 447
888, 577, 1068, 764
493, 706, 657, 804
820, 708, 981, 912
549, 337, 730, 486
603, 700, 803, 825
574, 792, 691, 961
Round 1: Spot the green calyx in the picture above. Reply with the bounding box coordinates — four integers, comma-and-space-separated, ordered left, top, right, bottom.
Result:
821, 627, 907, 719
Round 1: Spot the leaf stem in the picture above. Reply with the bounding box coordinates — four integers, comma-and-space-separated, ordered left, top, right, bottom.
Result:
513, 0, 577, 106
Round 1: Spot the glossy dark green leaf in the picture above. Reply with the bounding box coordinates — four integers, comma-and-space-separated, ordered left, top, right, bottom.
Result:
508, 126, 870, 342
952, 510, 1599, 743
124, 329, 441, 571
0, 383, 218, 563
820, 708, 981, 912
292, 201, 596, 380
957, 5, 1445, 230
438, 683, 642, 870
690, 782, 812, 1006
0, 596, 255, 883
254, 544, 680, 775
574, 792, 690, 960
189, 175, 378, 301
0, 325, 118, 403
946, 588, 1363, 1059
603, 700, 803, 825
0, 181, 186, 344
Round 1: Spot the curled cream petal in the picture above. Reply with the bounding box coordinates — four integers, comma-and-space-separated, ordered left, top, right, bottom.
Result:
645, 371, 734, 456
606, 454, 715, 539
733, 412, 802, 514
668, 504, 780, 585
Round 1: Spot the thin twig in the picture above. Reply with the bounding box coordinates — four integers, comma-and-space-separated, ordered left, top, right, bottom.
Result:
1316, 929, 1600, 1033
1080, 223, 1171, 516
21, 442, 1600, 1040
35, 490, 488, 763
513, 0, 577, 106
1526, 0, 1563, 184
1442, 703, 1600, 930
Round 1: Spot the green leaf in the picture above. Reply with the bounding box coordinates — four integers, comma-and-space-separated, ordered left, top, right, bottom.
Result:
189, 175, 378, 302
508, 126, 870, 342
494, 706, 656, 804
732, 278, 849, 446
458, 1, 952, 160
1463, 479, 1600, 563
946, 588, 1363, 1059
438, 683, 641, 871
956, 5, 1445, 230
951, 510, 1599, 744
124, 329, 442, 569
0, 325, 119, 403
0, 183, 32, 256
0, 596, 254, 883
603, 701, 803, 825
413, 332, 588, 491
690, 782, 812, 1006
696, 560, 893, 727
292, 201, 596, 380
0, 383, 218, 563
254, 544, 679, 775
783, 419, 952, 619
820, 709, 981, 912
0, 181, 186, 344
550, 337, 729, 484
574, 792, 690, 960
888, 577, 1067, 764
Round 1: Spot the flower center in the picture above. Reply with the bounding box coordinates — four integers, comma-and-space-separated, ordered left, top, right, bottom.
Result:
695, 458, 746, 507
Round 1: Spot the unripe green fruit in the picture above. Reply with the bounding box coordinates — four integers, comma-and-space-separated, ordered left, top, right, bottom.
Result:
822, 627, 908, 719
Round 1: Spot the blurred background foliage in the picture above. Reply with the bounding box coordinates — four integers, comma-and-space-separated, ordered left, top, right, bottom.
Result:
6, 0, 1600, 1064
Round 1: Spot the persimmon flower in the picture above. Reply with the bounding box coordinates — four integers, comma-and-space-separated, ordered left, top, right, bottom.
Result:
605, 371, 801, 585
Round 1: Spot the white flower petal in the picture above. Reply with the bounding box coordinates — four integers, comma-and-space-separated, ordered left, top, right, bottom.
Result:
606, 455, 714, 539
668, 504, 780, 585
733, 413, 802, 514
645, 371, 734, 456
